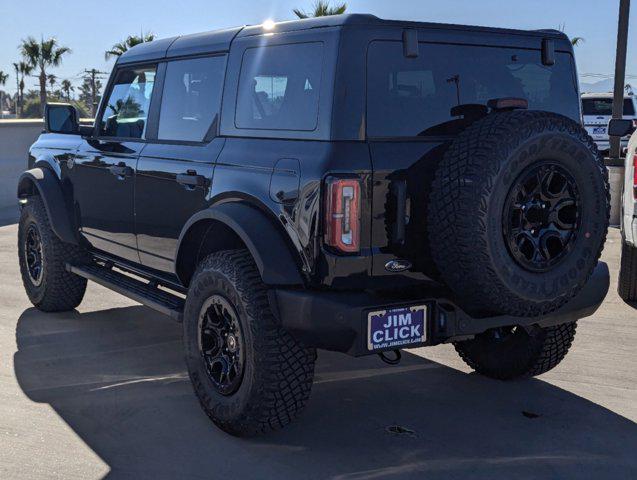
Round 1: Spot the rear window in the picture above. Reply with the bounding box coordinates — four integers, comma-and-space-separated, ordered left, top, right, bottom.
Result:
235, 42, 323, 131
367, 41, 579, 138
582, 98, 635, 116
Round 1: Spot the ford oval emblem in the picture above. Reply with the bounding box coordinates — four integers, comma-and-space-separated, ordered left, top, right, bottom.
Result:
384, 259, 412, 273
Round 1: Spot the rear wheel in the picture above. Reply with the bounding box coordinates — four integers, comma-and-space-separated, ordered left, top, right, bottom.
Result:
18, 196, 88, 312
428, 111, 609, 317
183, 249, 316, 436
454, 322, 577, 380
618, 240, 637, 302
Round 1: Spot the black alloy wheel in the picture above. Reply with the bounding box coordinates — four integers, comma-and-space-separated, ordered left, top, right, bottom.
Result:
198, 295, 245, 396
503, 162, 581, 272
24, 223, 44, 286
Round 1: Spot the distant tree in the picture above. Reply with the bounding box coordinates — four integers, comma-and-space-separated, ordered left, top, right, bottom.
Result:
293, 1, 346, 18
47, 74, 57, 90
557, 24, 584, 47
12, 61, 32, 117
571, 36, 585, 46
61, 79, 74, 101
105, 32, 155, 60
0, 71, 8, 116
78, 77, 103, 113
21, 97, 42, 118
20, 36, 71, 116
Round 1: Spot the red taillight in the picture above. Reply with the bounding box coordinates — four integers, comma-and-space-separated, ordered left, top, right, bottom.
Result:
633, 154, 637, 200
324, 177, 361, 253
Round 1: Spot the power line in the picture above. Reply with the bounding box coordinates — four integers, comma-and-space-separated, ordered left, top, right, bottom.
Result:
580, 73, 637, 78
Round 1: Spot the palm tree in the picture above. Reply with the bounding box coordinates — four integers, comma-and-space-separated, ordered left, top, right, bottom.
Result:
12, 61, 32, 118
293, 1, 346, 18
571, 36, 585, 46
20, 36, 71, 116
61, 79, 74, 101
47, 74, 57, 90
0, 71, 8, 117
105, 32, 155, 60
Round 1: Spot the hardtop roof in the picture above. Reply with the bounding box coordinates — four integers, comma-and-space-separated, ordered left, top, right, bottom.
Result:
116, 13, 571, 65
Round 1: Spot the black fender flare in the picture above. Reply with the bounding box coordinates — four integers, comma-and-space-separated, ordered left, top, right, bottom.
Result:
17, 168, 78, 245
176, 202, 305, 286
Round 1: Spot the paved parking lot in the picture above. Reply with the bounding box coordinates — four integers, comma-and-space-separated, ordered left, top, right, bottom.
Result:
0, 222, 635, 480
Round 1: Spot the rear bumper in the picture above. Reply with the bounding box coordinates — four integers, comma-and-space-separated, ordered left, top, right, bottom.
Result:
273, 262, 610, 356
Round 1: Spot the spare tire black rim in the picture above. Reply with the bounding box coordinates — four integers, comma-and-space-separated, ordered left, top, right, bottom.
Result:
25, 223, 44, 286
503, 162, 580, 272
198, 295, 245, 395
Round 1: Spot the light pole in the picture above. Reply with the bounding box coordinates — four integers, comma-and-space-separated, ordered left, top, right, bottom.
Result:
610, 0, 631, 159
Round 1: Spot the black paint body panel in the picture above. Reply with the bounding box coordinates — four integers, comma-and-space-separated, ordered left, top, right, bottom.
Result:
24, 15, 580, 297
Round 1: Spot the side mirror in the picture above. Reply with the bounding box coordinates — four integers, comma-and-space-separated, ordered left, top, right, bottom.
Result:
608, 118, 634, 138
45, 103, 79, 134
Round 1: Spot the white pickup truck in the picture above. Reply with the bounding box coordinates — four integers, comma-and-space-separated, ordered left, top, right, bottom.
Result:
582, 93, 637, 154
613, 118, 637, 301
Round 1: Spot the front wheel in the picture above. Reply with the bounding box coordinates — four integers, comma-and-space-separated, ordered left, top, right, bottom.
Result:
18, 196, 89, 312
183, 249, 316, 436
454, 322, 577, 380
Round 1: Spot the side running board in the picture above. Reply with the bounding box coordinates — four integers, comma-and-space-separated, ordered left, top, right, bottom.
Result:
67, 263, 185, 322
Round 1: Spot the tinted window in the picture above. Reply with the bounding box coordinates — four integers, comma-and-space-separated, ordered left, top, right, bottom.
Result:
367, 42, 579, 137
158, 56, 226, 142
99, 66, 156, 139
582, 98, 635, 116
235, 43, 323, 131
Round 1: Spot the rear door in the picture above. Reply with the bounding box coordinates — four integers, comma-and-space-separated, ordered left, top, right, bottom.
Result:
366, 37, 580, 281
72, 65, 157, 262
135, 55, 227, 273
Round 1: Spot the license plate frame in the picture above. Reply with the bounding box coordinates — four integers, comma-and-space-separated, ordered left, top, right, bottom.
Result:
366, 304, 428, 351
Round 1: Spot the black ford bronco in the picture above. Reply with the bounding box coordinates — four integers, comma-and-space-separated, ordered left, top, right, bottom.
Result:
18, 15, 610, 436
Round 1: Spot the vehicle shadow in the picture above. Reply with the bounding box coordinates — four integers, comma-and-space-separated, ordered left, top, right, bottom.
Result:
14, 306, 637, 480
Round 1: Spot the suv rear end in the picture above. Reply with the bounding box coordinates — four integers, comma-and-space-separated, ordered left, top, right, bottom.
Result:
582, 93, 637, 154
281, 19, 609, 357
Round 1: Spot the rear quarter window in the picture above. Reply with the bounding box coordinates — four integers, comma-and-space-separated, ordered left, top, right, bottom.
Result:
235, 42, 323, 131
366, 41, 580, 138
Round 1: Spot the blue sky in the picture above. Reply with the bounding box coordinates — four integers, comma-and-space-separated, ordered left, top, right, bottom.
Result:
1, 0, 635, 94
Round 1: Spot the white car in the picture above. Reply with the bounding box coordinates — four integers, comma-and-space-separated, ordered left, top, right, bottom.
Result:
582, 93, 637, 154
615, 118, 637, 301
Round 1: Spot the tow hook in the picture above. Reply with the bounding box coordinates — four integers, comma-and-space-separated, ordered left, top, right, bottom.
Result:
378, 349, 401, 365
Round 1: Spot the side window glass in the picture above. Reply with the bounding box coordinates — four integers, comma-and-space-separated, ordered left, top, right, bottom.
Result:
99, 66, 156, 139
235, 42, 323, 131
158, 56, 226, 142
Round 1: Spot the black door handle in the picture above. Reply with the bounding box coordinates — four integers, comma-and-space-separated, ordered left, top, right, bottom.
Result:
176, 171, 206, 188
109, 164, 133, 177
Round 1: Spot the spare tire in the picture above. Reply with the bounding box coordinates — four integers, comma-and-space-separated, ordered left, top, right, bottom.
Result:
428, 110, 609, 317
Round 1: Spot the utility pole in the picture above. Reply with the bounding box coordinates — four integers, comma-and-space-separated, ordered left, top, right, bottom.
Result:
82, 68, 107, 118
610, 0, 631, 159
